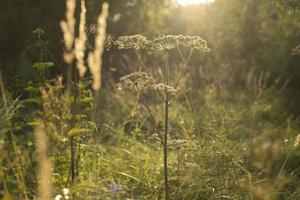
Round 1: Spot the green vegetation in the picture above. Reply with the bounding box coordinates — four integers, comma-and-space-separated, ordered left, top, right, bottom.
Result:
1, 0, 300, 199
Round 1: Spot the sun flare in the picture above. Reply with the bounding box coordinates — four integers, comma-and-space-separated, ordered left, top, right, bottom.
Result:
177, 0, 214, 6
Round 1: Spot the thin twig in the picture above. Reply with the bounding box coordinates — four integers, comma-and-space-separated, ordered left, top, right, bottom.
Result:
135, 50, 165, 101
135, 49, 151, 76
174, 48, 194, 89
135, 84, 164, 145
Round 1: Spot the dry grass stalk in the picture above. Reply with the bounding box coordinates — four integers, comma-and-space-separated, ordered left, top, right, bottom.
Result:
0, 70, 8, 116
75, 0, 87, 77
88, 2, 109, 91
35, 122, 53, 200
60, 0, 76, 64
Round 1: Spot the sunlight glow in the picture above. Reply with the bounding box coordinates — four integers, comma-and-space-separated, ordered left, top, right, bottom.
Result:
177, 0, 214, 6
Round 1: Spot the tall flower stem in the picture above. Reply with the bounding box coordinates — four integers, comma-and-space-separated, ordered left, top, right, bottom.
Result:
164, 50, 170, 200
66, 63, 76, 182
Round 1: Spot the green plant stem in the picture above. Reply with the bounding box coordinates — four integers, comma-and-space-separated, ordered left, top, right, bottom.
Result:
70, 136, 75, 181
66, 63, 76, 182
164, 50, 170, 200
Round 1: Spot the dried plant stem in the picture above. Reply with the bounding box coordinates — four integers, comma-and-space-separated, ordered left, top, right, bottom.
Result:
35, 122, 53, 200
75, 0, 87, 77
176, 147, 180, 199
135, 50, 151, 76
60, 0, 76, 64
135, 85, 163, 144
0, 71, 8, 116
174, 47, 194, 89
164, 50, 170, 200
88, 2, 109, 91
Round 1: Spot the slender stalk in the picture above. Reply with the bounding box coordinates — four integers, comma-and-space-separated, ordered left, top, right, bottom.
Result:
66, 62, 76, 182
35, 122, 53, 200
176, 147, 180, 199
174, 48, 194, 89
135, 49, 150, 76
164, 50, 170, 200
135, 50, 165, 101
0, 71, 8, 116
70, 136, 75, 181
135, 85, 164, 144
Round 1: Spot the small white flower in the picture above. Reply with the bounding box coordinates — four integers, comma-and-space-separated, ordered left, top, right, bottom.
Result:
112, 13, 121, 22
55, 194, 63, 200
63, 188, 70, 196
294, 134, 300, 147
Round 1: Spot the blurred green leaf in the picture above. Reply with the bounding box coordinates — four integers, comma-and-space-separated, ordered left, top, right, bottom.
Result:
32, 62, 54, 71
68, 128, 91, 136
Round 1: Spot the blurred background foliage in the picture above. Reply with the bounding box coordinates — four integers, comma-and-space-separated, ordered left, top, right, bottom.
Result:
1, 0, 300, 113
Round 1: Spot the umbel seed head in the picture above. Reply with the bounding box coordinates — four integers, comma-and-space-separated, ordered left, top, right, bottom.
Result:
119, 72, 156, 89
114, 35, 150, 50
114, 34, 210, 52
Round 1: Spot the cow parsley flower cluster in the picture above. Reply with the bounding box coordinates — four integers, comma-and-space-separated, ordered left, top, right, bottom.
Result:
117, 72, 177, 97
149, 35, 178, 50
114, 34, 150, 50
114, 34, 210, 52
118, 72, 156, 89
176, 35, 210, 52
154, 83, 177, 97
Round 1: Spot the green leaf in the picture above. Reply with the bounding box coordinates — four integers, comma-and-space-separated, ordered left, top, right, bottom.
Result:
32, 62, 54, 71
87, 121, 97, 129
68, 128, 91, 136
24, 86, 39, 93
74, 114, 88, 120
80, 96, 94, 103
28, 120, 43, 127
111, 170, 142, 183
23, 97, 41, 105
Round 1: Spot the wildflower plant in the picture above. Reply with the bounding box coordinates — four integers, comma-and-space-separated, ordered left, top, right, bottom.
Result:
115, 34, 210, 199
